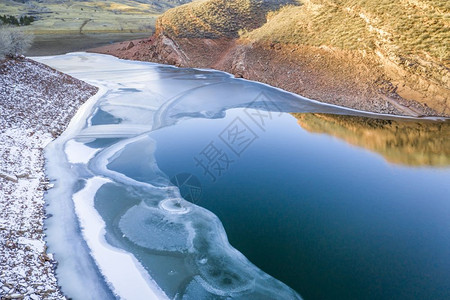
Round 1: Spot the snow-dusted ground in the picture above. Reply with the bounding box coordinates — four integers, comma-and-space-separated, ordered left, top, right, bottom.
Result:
0, 57, 97, 299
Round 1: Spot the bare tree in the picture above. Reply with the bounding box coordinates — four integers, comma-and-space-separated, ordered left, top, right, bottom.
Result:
0, 26, 33, 59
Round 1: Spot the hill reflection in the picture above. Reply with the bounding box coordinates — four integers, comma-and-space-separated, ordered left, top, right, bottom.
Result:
293, 113, 450, 167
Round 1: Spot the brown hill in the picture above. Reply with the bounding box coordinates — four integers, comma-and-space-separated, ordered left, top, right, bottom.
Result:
245, 0, 450, 115
156, 0, 296, 38
91, 0, 450, 117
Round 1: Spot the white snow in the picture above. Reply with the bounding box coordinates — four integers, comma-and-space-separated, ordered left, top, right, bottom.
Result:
17, 238, 46, 253
64, 140, 100, 164
72, 177, 169, 300
0, 127, 62, 299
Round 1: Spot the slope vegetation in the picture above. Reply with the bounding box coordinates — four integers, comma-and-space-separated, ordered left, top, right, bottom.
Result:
157, 0, 296, 38
92, 0, 450, 116
244, 0, 450, 113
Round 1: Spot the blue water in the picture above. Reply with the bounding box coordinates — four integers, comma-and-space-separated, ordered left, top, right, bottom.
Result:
152, 110, 450, 299
37, 53, 450, 300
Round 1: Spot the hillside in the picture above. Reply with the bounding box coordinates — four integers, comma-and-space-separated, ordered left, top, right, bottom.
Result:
0, 57, 97, 299
92, 0, 450, 117
156, 0, 295, 38
244, 0, 450, 115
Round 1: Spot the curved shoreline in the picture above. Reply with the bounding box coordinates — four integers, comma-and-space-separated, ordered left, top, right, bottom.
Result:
35, 52, 305, 300
89, 36, 449, 118
2, 52, 446, 299
30, 52, 450, 300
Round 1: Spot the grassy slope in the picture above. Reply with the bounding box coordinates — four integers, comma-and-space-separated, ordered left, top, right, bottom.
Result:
244, 0, 449, 89
246, 0, 449, 62
156, 0, 448, 64
154, 0, 449, 114
156, 0, 296, 38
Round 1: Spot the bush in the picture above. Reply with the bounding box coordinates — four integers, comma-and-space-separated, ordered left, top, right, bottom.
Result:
0, 15, 20, 26
0, 15, 35, 26
0, 26, 33, 59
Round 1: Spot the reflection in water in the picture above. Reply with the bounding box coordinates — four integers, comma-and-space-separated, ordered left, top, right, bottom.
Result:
294, 113, 450, 167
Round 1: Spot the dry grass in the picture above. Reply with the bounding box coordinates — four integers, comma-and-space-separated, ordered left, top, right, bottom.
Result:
0, 0, 179, 34
244, 0, 449, 64
157, 0, 296, 38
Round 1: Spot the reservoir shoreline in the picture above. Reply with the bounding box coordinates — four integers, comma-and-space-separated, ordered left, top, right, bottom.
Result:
0, 57, 98, 299
31, 53, 450, 299
1, 51, 448, 299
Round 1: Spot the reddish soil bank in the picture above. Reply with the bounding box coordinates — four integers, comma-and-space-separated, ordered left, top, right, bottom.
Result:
90, 34, 444, 117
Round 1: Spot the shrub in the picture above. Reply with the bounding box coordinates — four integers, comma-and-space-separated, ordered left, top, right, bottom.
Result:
0, 15, 35, 26
0, 26, 33, 59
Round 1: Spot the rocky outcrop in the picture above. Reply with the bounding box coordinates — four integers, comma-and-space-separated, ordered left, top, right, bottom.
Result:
375, 50, 450, 115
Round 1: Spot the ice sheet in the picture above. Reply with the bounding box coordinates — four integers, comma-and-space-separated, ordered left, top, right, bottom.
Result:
38, 52, 387, 299
73, 177, 169, 300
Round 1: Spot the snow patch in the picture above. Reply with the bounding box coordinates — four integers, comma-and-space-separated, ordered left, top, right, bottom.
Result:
65, 140, 100, 164
17, 238, 45, 253
72, 177, 169, 300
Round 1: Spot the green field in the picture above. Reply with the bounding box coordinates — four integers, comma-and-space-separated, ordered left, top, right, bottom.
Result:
0, 0, 192, 34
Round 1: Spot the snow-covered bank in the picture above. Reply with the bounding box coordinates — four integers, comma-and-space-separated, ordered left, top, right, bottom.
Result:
0, 57, 97, 299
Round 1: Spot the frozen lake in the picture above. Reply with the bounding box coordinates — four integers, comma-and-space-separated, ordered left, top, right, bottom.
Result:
34, 53, 450, 299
